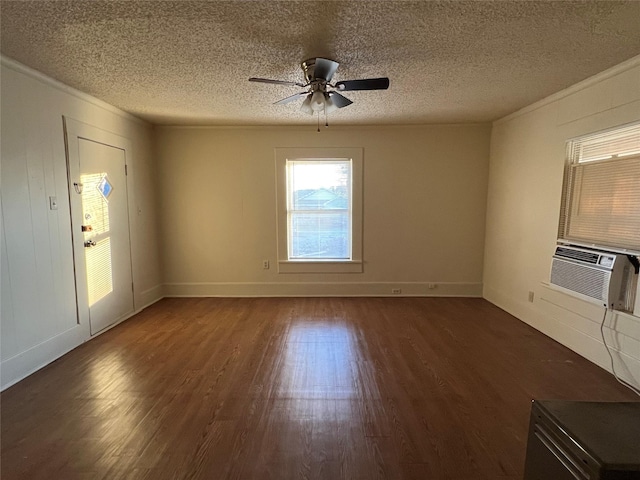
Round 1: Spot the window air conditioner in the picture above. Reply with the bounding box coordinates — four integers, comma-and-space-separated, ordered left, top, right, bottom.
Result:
550, 245, 634, 310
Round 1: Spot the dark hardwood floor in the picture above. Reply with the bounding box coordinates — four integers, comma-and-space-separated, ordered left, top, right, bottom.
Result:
1, 297, 637, 479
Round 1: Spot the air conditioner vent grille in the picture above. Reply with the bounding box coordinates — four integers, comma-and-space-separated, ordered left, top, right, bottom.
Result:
550, 258, 608, 301
555, 247, 600, 264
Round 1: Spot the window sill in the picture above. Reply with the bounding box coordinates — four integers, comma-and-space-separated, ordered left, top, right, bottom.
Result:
278, 260, 363, 274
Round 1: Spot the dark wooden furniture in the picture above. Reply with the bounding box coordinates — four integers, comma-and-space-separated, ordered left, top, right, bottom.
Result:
524, 400, 640, 480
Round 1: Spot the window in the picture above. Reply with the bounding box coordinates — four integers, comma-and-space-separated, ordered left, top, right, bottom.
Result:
559, 122, 640, 253
287, 160, 351, 259
276, 148, 363, 273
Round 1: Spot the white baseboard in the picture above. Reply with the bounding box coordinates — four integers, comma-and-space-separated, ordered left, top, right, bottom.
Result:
1, 294, 165, 392
483, 284, 640, 390
163, 281, 483, 298
0, 324, 85, 391
137, 284, 164, 310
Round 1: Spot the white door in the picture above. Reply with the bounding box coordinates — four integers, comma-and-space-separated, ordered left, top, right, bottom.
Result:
65, 119, 134, 335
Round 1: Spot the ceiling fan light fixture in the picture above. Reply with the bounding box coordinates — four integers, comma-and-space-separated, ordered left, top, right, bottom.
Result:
300, 94, 314, 115
310, 91, 325, 112
324, 93, 338, 114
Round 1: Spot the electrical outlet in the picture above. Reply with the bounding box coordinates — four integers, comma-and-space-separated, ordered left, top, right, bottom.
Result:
391, 288, 402, 294
263, 260, 270, 270
528, 291, 535, 302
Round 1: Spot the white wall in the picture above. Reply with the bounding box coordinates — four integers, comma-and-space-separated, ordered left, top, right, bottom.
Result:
484, 56, 640, 389
0, 58, 163, 389
156, 124, 491, 297
10, 50, 636, 392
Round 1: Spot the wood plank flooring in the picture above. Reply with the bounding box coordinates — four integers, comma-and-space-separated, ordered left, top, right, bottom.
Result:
1, 297, 638, 479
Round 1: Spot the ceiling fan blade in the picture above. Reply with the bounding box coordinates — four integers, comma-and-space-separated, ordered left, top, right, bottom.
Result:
249, 77, 306, 87
335, 77, 390, 91
313, 58, 339, 82
274, 92, 309, 105
328, 92, 353, 108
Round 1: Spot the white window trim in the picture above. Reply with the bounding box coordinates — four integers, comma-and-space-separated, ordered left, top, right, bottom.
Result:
275, 147, 363, 274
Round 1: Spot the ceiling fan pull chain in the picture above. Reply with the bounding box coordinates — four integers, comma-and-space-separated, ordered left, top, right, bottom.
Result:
325, 109, 329, 128
317, 113, 320, 133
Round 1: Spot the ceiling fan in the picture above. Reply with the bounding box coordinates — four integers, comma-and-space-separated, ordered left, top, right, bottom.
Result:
249, 58, 389, 116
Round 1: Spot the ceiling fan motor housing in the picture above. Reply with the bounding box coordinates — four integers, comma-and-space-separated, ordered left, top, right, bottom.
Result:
301, 58, 315, 83
301, 58, 340, 85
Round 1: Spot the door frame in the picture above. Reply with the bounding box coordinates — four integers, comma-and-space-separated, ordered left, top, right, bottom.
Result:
63, 116, 137, 336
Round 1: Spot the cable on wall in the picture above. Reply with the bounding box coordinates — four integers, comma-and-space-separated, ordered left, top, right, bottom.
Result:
600, 307, 640, 397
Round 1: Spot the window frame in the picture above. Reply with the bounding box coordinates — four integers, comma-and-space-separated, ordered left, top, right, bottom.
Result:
275, 147, 363, 274
558, 121, 640, 255
286, 158, 353, 261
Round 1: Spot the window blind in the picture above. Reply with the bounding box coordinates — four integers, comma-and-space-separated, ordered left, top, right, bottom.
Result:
559, 122, 640, 252
570, 122, 640, 164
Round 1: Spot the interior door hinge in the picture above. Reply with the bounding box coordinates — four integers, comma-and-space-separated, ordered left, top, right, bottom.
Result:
125, 164, 128, 176
131, 282, 134, 292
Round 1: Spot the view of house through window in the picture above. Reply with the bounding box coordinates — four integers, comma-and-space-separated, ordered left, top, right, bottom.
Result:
287, 159, 352, 260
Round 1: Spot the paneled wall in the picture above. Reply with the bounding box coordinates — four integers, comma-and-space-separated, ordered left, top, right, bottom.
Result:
484, 55, 640, 389
156, 124, 491, 297
0, 59, 163, 389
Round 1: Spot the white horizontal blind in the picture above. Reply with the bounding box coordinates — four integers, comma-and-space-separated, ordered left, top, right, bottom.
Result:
81, 172, 114, 306
86, 238, 114, 306
560, 122, 640, 252
572, 122, 640, 164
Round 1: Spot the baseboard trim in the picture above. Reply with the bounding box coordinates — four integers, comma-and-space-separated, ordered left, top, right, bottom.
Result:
1, 294, 165, 392
0, 324, 85, 391
138, 284, 164, 311
163, 281, 483, 298
483, 284, 640, 390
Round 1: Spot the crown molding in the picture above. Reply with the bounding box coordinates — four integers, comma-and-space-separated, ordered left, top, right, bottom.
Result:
494, 54, 640, 126
1, 55, 148, 126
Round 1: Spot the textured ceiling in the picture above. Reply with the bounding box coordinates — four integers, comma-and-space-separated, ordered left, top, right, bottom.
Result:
1, 1, 640, 126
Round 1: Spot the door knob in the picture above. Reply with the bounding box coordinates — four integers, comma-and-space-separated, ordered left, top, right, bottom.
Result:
84, 240, 96, 248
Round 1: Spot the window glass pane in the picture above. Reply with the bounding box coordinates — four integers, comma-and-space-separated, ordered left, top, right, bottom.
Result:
287, 160, 351, 260
290, 161, 350, 211
293, 188, 349, 210
290, 212, 350, 259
